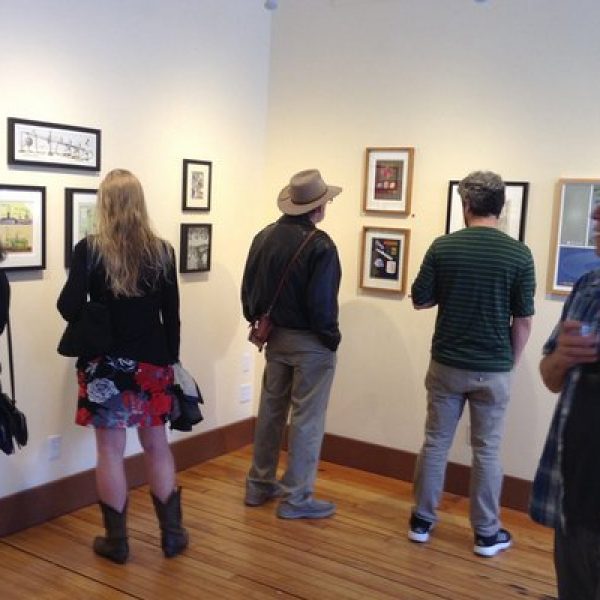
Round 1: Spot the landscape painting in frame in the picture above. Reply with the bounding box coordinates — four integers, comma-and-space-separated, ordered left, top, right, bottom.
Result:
548, 179, 600, 295
0, 185, 46, 271
363, 147, 414, 215
65, 188, 97, 268
446, 181, 529, 241
7, 117, 101, 171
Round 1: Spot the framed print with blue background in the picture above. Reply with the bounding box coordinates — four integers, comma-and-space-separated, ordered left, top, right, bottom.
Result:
446, 180, 529, 242
548, 179, 600, 295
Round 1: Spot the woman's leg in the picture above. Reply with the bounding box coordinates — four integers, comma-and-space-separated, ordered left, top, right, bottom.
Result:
95, 428, 127, 510
137, 425, 176, 502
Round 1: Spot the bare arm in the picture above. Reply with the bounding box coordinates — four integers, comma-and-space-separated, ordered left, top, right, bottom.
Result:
539, 320, 599, 393
511, 316, 532, 366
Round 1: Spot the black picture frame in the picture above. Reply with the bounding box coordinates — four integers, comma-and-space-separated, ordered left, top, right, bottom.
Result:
180, 223, 212, 273
64, 188, 98, 268
445, 180, 529, 242
7, 117, 101, 171
182, 159, 212, 211
0, 184, 46, 271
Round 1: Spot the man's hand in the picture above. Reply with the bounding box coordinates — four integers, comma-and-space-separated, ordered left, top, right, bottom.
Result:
540, 320, 599, 393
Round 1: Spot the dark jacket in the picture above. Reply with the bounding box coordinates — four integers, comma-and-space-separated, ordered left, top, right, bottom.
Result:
57, 237, 180, 365
241, 214, 341, 351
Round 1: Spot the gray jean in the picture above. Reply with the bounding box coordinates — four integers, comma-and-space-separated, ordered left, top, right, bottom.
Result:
247, 328, 336, 505
413, 359, 511, 536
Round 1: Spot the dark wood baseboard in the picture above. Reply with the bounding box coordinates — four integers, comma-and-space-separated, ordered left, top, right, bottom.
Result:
319, 432, 532, 513
0, 417, 255, 537
0, 418, 532, 537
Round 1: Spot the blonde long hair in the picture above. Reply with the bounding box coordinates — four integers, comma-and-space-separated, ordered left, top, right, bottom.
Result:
90, 169, 172, 297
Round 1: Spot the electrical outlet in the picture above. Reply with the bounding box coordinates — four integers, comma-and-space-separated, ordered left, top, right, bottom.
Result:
240, 383, 253, 403
48, 435, 62, 461
242, 352, 252, 374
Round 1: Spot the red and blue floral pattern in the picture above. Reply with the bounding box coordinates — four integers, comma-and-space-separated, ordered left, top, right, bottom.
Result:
76, 357, 175, 428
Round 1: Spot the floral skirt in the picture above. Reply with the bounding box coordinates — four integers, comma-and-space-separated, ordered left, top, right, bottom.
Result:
75, 356, 175, 428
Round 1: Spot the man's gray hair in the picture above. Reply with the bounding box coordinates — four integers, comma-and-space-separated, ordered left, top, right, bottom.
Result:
458, 171, 505, 218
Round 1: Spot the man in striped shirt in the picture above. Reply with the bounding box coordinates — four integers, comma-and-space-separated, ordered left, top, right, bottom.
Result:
409, 171, 535, 557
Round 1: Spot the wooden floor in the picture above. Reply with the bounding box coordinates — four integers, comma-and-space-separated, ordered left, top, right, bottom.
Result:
0, 446, 557, 599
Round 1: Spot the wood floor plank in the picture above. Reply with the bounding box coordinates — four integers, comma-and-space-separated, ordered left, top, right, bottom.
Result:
0, 446, 557, 599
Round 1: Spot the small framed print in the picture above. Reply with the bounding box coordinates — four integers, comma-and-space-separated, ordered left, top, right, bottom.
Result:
182, 159, 212, 211
7, 117, 101, 171
180, 223, 212, 273
445, 181, 529, 241
65, 188, 97, 268
548, 179, 600, 295
363, 147, 414, 215
360, 226, 410, 294
0, 184, 46, 271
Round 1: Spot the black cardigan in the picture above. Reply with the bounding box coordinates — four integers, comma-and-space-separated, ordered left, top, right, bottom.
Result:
57, 238, 180, 365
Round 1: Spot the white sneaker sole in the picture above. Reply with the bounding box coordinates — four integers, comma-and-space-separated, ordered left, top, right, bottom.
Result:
473, 539, 511, 557
408, 530, 430, 543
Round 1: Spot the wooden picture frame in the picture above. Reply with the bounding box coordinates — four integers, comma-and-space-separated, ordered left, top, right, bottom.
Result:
363, 147, 414, 216
182, 159, 212, 211
547, 179, 600, 295
445, 180, 529, 241
0, 184, 46, 271
360, 226, 410, 294
7, 117, 101, 171
64, 188, 97, 268
180, 223, 212, 273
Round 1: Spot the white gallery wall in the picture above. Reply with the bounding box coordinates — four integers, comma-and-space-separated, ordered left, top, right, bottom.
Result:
265, 0, 600, 480
0, 0, 272, 498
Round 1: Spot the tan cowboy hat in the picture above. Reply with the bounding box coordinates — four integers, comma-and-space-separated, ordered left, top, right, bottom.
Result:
277, 169, 342, 215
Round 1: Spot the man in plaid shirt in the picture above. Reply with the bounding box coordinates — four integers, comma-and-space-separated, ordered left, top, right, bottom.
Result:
531, 205, 600, 599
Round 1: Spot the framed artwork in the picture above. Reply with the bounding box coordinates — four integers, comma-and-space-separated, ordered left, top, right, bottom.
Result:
64, 188, 97, 268
7, 117, 101, 171
360, 226, 410, 294
182, 159, 212, 211
548, 179, 600, 295
0, 185, 46, 271
445, 180, 529, 241
363, 147, 414, 215
180, 223, 212, 273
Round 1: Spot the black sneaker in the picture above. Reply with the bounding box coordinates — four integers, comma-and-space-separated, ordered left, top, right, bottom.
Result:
473, 528, 512, 557
408, 514, 433, 543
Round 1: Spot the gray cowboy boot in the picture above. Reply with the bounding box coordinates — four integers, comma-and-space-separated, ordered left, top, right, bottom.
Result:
93, 501, 129, 564
151, 487, 189, 558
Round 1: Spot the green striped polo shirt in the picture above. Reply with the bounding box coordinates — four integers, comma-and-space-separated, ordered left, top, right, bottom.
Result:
411, 226, 535, 372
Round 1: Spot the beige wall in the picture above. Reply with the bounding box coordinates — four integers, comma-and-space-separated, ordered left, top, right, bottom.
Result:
2, 0, 599, 501
0, 0, 272, 497
265, 0, 600, 480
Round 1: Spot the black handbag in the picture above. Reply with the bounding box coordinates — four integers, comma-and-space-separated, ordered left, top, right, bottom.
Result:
169, 362, 203, 432
0, 318, 28, 455
58, 247, 113, 358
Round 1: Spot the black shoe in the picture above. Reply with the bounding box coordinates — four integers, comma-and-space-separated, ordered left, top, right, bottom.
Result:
408, 514, 433, 543
474, 528, 512, 557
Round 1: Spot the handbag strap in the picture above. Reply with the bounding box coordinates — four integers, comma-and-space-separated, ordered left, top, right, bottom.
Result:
266, 229, 317, 315
6, 316, 15, 402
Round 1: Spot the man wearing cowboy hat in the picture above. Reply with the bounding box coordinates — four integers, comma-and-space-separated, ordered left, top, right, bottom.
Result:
241, 169, 342, 519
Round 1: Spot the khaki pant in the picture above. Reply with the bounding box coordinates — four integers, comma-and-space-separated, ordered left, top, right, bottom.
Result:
247, 327, 336, 505
413, 359, 511, 536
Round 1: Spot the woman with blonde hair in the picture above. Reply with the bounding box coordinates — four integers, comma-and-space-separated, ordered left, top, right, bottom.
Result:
58, 169, 187, 563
